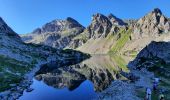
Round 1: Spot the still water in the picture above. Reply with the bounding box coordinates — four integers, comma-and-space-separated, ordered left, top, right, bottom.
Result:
19, 55, 126, 100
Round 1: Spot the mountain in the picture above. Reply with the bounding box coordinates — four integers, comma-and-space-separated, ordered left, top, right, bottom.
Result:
21, 17, 85, 49
20, 8, 170, 61
0, 17, 89, 99
122, 8, 170, 57
131, 41, 170, 66
133, 8, 170, 39
0, 17, 20, 39
69, 13, 129, 54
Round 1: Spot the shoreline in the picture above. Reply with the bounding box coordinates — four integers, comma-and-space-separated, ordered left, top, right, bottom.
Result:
0, 56, 58, 100
0, 56, 155, 100
96, 68, 155, 100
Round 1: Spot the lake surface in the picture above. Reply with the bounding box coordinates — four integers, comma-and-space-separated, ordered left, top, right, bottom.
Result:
19, 55, 126, 100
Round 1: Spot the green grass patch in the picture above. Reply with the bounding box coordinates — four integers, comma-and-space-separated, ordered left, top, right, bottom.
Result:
0, 55, 33, 74
74, 32, 88, 42
109, 28, 132, 53
123, 50, 138, 58
110, 54, 129, 72
0, 54, 35, 92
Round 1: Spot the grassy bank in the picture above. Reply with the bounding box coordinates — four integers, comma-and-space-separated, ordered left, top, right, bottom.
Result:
0, 55, 35, 92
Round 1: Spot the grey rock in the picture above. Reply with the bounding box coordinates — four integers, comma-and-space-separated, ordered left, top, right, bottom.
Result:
26, 87, 34, 92
21, 17, 85, 49
0, 17, 20, 39
88, 13, 112, 39
133, 8, 170, 39
108, 13, 127, 26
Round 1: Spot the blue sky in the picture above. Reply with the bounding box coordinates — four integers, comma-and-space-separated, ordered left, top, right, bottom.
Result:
0, 0, 170, 34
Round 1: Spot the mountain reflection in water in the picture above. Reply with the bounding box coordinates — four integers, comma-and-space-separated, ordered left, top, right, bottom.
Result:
35, 55, 126, 92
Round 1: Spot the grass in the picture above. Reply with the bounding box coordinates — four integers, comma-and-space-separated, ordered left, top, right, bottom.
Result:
74, 32, 88, 42
0, 72, 22, 92
106, 28, 132, 73
0, 55, 35, 92
123, 50, 138, 58
136, 86, 170, 100
109, 28, 132, 53
110, 54, 129, 72
136, 58, 170, 99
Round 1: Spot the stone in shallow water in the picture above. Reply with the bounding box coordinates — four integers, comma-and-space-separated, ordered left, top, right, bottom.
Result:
26, 88, 34, 92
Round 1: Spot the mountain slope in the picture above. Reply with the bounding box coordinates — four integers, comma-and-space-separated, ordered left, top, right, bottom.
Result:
0, 17, 90, 99
133, 8, 170, 39
122, 8, 170, 56
70, 13, 128, 54
20, 8, 170, 59
21, 17, 85, 49
0, 17, 20, 39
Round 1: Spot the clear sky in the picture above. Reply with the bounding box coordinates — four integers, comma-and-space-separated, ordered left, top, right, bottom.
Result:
0, 0, 170, 34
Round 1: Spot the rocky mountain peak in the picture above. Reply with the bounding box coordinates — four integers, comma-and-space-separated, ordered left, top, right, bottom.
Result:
65, 17, 84, 28
0, 17, 20, 38
32, 17, 84, 34
22, 17, 85, 49
133, 8, 170, 39
152, 8, 162, 15
107, 13, 127, 26
87, 13, 112, 39
92, 13, 110, 24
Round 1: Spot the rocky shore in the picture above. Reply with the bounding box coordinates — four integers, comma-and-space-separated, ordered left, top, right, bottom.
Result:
0, 56, 57, 100
95, 67, 154, 100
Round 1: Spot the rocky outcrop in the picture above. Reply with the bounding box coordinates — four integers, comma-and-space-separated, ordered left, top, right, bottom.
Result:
34, 17, 84, 34
86, 13, 112, 39
68, 13, 127, 49
21, 17, 85, 49
83, 13, 127, 39
108, 14, 127, 26
130, 41, 170, 68
20, 8, 170, 55
0, 17, 20, 39
133, 8, 170, 39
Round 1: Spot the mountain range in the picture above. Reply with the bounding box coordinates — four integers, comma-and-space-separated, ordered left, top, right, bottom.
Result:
1, 8, 170, 99
21, 8, 170, 60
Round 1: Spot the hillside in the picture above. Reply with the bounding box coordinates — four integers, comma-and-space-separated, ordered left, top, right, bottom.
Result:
21, 8, 170, 60
21, 17, 85, 49
0, 17, 90, 99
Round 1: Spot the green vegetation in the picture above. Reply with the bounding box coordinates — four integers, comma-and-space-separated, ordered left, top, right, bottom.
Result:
123, 50, 138, 58
106, 28, 132, 72
61, 49, 91, 59
136, 88, 169, 100
110, 54, 129, 72
136, 58, 170, 99
74, 32, 88, 42
109, 29, 132, 53
0, 55, 35, 92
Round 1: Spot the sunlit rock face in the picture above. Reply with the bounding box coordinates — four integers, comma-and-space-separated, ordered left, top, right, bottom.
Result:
133, 8, 170, 39
35, 55, 125, 92
21, 17, 85, 49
